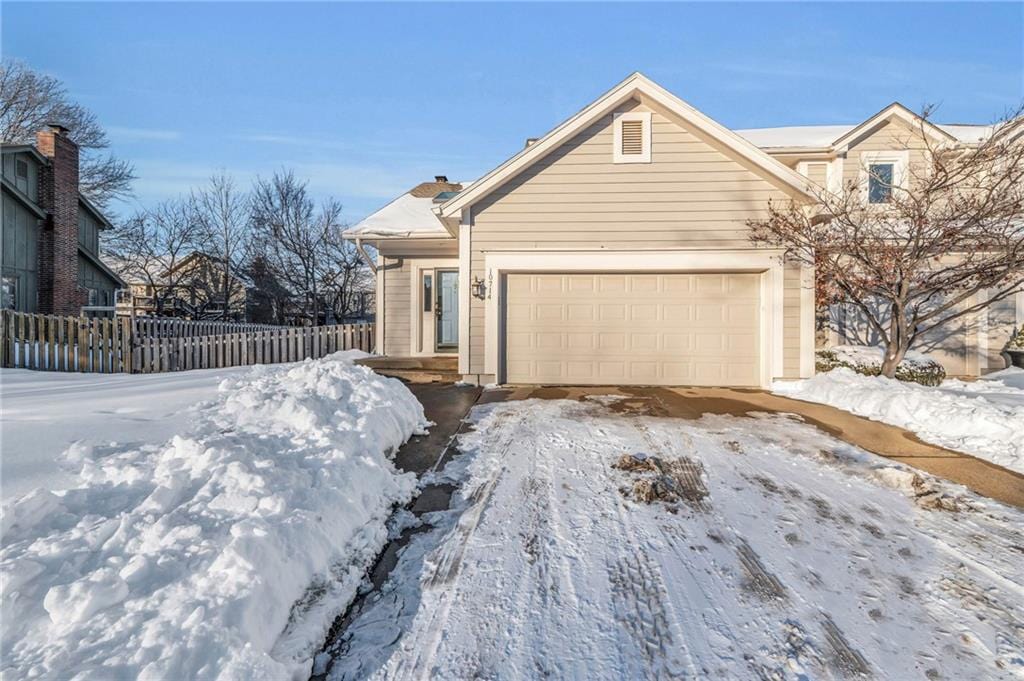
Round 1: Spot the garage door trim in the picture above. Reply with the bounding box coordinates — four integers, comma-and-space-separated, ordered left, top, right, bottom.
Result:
483, 250, 786, 388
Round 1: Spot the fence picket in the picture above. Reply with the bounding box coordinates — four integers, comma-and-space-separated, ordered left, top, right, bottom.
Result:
0, 310, 374, 374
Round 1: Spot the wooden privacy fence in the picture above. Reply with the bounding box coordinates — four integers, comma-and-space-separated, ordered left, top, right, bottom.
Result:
132, 317, 280, 339
0, 309, 375, 374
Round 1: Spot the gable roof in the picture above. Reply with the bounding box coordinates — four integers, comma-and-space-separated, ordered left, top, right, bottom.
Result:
0, 144, 48, 165
438, 72, 817, 219
831, 102, 958, 151
735, 122, 993, 150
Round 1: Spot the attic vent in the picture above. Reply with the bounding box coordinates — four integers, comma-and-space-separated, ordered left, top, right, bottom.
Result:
620, 120, 643, 155
613, 111, 652, 164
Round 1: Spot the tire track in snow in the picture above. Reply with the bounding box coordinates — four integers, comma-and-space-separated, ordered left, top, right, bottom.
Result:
627, 415, 833, 678
393, 409, 525, 680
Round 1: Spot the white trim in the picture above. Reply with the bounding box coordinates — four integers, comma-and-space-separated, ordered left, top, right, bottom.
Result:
795, 160, 830, 191
612, 111, 652, 163
408, 258, 459, 357
799, 265, 815, 377
375, 253, 385, 354
458, 211, 472, 374
858, 150, 910, 205
482, 249, 786, 388
976, 289, 989, 372
437, 72, 816, 218
832, 103, 957, 151
828, 156, 844, 195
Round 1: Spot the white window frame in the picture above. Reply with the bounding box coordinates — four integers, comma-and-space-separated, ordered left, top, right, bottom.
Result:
859, 150, 909, 205
612, 111, 652, 164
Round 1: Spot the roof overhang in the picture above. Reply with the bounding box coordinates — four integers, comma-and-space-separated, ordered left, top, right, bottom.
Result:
1, 177, 48, 219
78, 193, 113, 230
831, 102, 958, 151
0, 144, 48, 165
341, 229, 454, 242
439, 72, 817, 218
78, 245, 127, 287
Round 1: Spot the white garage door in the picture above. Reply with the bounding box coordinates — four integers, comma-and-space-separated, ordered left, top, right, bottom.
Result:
504, 272, 761, 386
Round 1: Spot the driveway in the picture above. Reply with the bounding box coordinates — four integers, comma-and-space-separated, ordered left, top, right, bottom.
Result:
317, 388, 1024, 680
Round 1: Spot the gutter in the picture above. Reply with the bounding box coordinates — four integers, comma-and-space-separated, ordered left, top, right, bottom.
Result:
354, 238, 377, 274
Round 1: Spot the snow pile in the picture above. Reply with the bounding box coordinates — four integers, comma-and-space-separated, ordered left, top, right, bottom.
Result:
1, 353, 426, 679
775, 367, 1024, 473
1, 365, 254, 498
816, 345, 946, 385
826, 344, 936, 370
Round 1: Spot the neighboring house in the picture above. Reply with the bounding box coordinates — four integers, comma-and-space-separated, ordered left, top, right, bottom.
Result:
1, 126, 124, 316
346, 73, 1021, 386
116, 252, 247, 320
735, 104, 1019, 377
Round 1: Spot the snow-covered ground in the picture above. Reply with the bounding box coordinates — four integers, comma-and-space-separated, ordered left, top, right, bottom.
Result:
1, 366, 255, 499
320, 396, 1024, 679
1, 353, 428, 679
774, 367, 1024, 474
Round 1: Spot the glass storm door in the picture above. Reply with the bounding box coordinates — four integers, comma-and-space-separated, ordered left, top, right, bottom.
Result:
436, 270, 459, 350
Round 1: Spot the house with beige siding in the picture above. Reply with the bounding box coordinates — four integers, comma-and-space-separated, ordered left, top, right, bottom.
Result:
345, 73, 1021, 386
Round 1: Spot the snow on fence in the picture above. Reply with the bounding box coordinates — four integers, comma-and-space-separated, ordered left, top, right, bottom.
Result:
0, 309, 375, 374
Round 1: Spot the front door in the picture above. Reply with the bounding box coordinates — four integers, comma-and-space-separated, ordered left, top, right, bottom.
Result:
435, 270, 459, 351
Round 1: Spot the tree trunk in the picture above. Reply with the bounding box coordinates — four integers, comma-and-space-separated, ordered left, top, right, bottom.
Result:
879, 299, 912, 379
879, 340, 908, 378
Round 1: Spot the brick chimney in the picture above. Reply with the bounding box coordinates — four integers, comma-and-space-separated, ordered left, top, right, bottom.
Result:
36, 124, 85, 315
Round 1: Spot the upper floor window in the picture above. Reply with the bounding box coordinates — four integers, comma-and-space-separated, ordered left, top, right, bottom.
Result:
15, 160, 28, 178
859, 151, 909, 206
867, 163, 894, 203
613, 111, 652, 164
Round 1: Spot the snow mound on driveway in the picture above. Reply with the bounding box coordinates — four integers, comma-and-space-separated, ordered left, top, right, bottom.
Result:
1, 353, 426, 679
774, 367, 1024, 474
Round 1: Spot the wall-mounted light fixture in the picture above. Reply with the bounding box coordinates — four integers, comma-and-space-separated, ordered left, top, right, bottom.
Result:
471, 276, 486, 299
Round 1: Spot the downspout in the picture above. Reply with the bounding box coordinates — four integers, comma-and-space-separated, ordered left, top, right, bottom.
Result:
354, 238, 377, 274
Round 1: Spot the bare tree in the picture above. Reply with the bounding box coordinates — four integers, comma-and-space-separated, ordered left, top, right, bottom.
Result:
321, 235, 375, 322
0, 59, 134, 209
249, 170, 344, 324
748, 106, 1024, 377
108, 198, 201, 316
192, 172, 249, 319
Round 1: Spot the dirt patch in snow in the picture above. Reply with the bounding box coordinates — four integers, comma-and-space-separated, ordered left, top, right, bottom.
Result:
613, 453, 708, 507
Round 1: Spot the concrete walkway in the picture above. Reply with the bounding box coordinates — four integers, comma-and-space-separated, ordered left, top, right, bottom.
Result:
485, 385, 1024, 509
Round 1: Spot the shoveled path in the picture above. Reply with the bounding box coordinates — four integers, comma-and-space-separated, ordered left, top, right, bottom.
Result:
312, 382, 480, 679
489, 385, 1024, 508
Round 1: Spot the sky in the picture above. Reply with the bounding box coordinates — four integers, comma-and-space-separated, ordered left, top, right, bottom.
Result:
3, 2, 1022, 224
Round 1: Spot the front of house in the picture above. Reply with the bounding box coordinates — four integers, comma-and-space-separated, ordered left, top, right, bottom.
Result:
346, 73, 1021, 386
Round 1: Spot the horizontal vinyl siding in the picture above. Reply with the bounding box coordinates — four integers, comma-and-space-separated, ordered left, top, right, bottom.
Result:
782, 264, 802, 378
842, 118, 929, 187
382, 256, 411, 357
378, 240, 459, 357
468, 102, 797, 375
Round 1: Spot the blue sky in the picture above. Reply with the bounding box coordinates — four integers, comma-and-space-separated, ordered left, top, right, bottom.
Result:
4, 2, 1022, 223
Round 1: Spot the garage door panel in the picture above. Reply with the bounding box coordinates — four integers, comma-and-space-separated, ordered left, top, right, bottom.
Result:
630, 304, 659, 321
505, 272, 760, 386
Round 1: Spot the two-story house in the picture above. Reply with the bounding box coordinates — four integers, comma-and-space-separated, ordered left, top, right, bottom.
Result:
345, 73, 1021, 384
1, 125, 124, 316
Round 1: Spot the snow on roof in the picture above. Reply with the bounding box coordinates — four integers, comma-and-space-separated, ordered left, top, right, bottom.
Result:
736, 123, 993, 149
346, 181, 473, 240
735, 125, 854, 149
